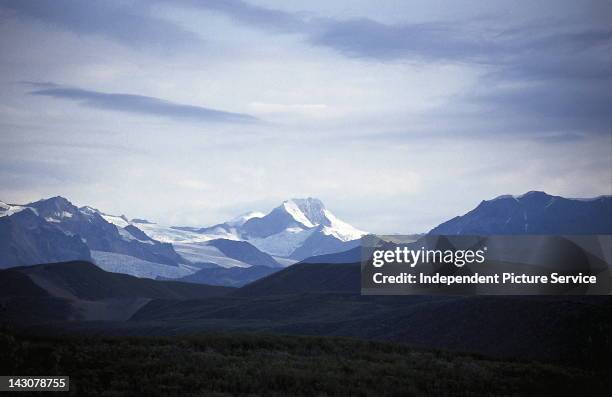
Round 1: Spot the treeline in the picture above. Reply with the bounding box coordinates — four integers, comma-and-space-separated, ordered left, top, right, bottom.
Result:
0, 329, 609, 396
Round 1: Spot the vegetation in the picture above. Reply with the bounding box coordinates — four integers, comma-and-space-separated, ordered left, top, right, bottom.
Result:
1, 329, 609, 397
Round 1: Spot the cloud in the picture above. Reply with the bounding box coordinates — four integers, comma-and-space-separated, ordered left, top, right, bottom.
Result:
168, 1, 611, 64
6, 1, 609, 128
8, 0, 608, 79
162, 1, 611, 131
175, 0, 303, 32
311, 19, 491, 62
469, 80, 612, 121
17, 81, 60, 89
0, 0, 201, 50
28, 85, 259, 124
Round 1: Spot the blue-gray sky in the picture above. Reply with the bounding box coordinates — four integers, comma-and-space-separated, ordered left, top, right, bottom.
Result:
0, 0, 610, 233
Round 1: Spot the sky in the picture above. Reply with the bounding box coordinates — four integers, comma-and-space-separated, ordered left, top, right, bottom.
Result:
0, 0, 611, 233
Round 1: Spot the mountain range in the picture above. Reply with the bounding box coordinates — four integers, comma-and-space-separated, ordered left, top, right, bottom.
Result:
0, 196, 366, 284
167, 197, 365, 260
1, 191, 610, 286
1, 191, 611, 366
301, 191, 612, 265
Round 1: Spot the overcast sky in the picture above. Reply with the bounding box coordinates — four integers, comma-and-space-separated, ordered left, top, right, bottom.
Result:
0, 0, 611, 233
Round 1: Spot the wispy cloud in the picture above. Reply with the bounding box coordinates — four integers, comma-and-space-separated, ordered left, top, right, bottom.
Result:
28, 85, 259, 124
164, 0, 611, 130
174, 0, 303, 32
0, 0, 201, 50
169, 1, 611, 64
5, 1, 609, 128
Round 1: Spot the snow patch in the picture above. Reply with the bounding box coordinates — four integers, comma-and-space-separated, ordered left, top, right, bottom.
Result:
173, 242, 250, 268
321, 209, 366, 241
492, 194, 520, 201
137, 222, 221, 243
100, 213, 130, 228
91, 250, 197, 279
0, 202, 36, 217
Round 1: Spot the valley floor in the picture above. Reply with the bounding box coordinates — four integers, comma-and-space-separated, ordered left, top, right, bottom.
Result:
1, 330, 610, 397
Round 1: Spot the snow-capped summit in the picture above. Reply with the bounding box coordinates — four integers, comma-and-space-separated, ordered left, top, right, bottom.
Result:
278, 198, 365, 241
236, 198, 366, 259
241, 197, 364, 240
281, 198, 326, 227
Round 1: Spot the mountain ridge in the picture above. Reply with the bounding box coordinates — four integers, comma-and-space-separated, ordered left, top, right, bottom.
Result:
430, 191, 612, 235
103, 197, 367, 263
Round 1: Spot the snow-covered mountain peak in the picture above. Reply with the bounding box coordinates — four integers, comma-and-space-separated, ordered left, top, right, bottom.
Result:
281, 198, 328, 228
275, 198, 366, 242
282, 200, 316, 228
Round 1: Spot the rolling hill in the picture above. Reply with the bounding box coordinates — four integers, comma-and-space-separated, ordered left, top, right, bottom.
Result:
233, 262, 361, 296
128, 261, 612, 366
0, 261, 233, 324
